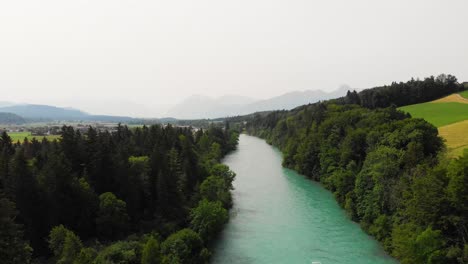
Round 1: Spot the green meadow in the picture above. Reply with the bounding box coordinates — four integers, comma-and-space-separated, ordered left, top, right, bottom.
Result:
459, 90, 468, 99
399, 102, 468, 127
8, 132, 61, 143
399, 96, 468, 157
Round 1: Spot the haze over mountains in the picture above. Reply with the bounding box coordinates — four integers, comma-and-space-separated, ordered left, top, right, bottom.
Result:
0, 87, 351, 122
0, 104, 140, 123
167, 87, 351, 119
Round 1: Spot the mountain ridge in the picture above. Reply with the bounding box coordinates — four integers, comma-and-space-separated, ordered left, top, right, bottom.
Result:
0, 104, 139, 123
166, 87, 351, 119
0, 87, 353, 121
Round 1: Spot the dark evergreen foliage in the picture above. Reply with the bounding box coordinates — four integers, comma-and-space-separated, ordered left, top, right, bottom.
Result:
0, 124, 238, 264
339, 74, 461, 108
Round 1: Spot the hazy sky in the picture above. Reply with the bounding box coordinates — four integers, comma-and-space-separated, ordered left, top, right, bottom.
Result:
1, 0, 467, 116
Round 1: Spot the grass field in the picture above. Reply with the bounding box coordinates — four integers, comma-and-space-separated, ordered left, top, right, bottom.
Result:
439, 120, 468, 158
400, 94, 468, 157
432, 94, 468, 104
399, 102, 468, 127
459, 90, 468, 99
8, 132, 61, 143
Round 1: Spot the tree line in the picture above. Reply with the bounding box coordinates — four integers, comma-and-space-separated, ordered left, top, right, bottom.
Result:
243, 75, 467, 263
0, 123, 239, 264
338, 74, 461, 108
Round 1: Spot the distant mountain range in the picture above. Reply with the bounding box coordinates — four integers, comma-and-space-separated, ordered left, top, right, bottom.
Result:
166, 87, 351, 119
0, 104, 138, 123
0, 87, 353, 123
0, 101, 16, 108
0, 104, 88, 120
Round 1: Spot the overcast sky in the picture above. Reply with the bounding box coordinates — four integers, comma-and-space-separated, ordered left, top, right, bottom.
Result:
0, 0, 467, 117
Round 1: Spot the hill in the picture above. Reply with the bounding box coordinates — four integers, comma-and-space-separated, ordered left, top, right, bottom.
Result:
431, 93, 468, 104
0, 104, 140, 123
0, 101, 16, 107
439, 120, 468, 157
335, 74, 460, 108
82, 115, 137, 123
399, 102, 468, 127
399, 91, 468, 157
459, 89, 468, 98
0, 112, 26, 125
0, 104, 88, 120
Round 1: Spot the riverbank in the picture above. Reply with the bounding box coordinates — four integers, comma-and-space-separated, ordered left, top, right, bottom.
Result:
212, 135, 397, 264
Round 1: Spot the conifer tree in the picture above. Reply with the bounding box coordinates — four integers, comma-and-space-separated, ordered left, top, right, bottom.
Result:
0, 195, 32, 264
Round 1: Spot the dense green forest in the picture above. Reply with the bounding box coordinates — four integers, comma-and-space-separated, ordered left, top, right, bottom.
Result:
338, 74, 460, 108
244, 75, 468, 263
0, 124, 239, 264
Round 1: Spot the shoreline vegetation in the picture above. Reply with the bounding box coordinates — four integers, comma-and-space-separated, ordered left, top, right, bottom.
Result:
239, 75, 467, 263
0, 123, 239, 264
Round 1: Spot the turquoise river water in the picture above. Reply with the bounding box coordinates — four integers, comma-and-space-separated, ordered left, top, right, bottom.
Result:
211, 134, 398, 264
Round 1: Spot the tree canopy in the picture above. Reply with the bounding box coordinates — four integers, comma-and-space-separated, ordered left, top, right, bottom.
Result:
244, 78, 467, 263
0, 124, 239, 263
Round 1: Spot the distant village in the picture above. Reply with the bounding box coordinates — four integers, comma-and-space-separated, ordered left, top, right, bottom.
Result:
0, 122, 123, 137
0, 121, 211, 139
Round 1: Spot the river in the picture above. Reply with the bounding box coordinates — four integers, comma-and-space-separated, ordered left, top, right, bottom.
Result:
211, 134, 397, 264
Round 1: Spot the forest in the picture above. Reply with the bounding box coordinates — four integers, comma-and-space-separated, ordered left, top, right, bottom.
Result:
0, 124, 239, 264
244, 75, 468, 263
338, 74, 460, 108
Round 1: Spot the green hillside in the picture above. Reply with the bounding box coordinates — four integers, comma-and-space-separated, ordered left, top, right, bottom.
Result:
459, 89, 468, 99
399, 93, 468, 157
399, 102, 468, 127
0, 112, 25, 124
